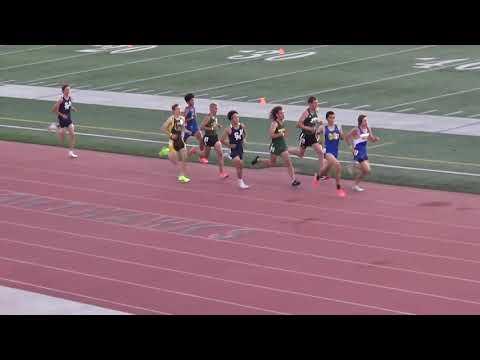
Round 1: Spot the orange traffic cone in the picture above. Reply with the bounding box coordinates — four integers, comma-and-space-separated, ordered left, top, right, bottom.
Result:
259, 97, 267, 104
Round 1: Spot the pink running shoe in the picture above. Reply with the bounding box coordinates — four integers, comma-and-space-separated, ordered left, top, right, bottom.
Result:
337, 188, 347, 198
219, 172, 229, 179
199, 157, 209, 164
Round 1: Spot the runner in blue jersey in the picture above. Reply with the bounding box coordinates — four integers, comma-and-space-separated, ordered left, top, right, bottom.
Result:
345, 114, 380, 192
183, 93, 208, 163
316, 111, 346, 197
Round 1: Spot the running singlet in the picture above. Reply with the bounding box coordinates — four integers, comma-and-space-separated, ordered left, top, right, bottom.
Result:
324, 124, 341, 158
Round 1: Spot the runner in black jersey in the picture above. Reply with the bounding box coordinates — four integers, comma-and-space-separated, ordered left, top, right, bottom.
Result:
220, 110, 249, 189
200, 103, 229, 179
288, 96, 325, 185
50, 84, 78, 158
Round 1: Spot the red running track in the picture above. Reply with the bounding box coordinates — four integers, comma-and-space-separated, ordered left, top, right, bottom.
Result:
1, 140, 480, 314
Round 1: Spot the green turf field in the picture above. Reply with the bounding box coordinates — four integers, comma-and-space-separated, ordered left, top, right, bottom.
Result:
2, 45, 480, 116
1, 97, 479, 194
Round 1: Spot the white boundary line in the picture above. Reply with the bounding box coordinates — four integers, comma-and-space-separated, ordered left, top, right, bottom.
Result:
332, 103, 349, 108
396, 108, 415, 113
230, 96, 248, 101
352, 105, 371, 110
420, 109, 438, 114
190, 45, 435, 94
22, 46, 232, 83
444, 110, 464, 116
1, 123, 480, 177
0, 45, 55, 56
468, 113, 480, 118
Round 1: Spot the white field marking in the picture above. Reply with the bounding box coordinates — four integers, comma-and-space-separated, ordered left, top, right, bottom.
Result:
468, 113, 480, 118
332, 103, 350, 108
0, 255, 284, 314
43, 83, 59, 87
444, 110, 464, 116
368, 141, 396, 149
74, 85, 91, 89
195, 93, 209, 97
5, 220, 480, 312
288, 100, 305, 104
230, 95, 248, 100
211, 94, 229, 99
137, 89, 157, 94
21, 46, 232, 84
376, 87, 480, 111
396, 108, 415, 113
277, 57, 475, 103
104, 86, 125, 91
0, 277, 163, 314
27, 81, 46, 85
2, 123, 480, 177
123, 88, 139, 93
0, 45, 55, 56
318, 101, 328, 105
94, 46, 325, 90
190, 45, 435, 94
0, 80, 16, 84
0, 53, 99, 72
420, 109, 438, 114
155, 90, 173, 95
351, 104, 371, 110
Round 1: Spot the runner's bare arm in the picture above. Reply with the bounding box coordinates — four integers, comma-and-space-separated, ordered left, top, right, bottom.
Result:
51, 98, 66, 119
367, 126, 380, 142
220, 128, 230, 147
200, 116, 210, 132
161, 117, 174, 137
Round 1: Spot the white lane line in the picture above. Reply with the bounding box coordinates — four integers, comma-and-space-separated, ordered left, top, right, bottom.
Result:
3, 123, 480, 177
351, 104, 371, 110
0, 45, 55, 56
74, 85, 92, 89
468, 113, 480, 118
396, 108, 415, 113
420, 109, 438, 114
277, 57, 475, 103
444, 110, 464, 116
123, 88, 139, 93
22, 46, 232, 83
230, 95, 249, 101
28, 81, 46, 86
368, 141, 396, 149
288, 100, 305, 104
137, 89, 157, 94
211, 94, 229, 99
195, 93, 209, 97
332, 103, 350, 108
0, 254, 284, 314
376, 87, 480, 111
43, 83, 59, 87
190, 45, 435, 94
0, 80, 16, 85
318, 101, 328, 105
94, 46, 325, 90
0, 53, 99, 72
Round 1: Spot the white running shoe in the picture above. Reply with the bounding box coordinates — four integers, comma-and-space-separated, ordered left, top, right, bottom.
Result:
48, 122, 58, 133
69, 151, 78, 159
352, 185, 364, 192
238, 179, 249, 189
